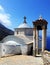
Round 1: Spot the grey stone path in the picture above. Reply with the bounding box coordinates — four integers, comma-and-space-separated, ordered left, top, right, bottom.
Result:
0, 55, 44, 65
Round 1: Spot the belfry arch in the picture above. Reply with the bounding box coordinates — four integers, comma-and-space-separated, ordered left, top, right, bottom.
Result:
33, 17, 48, 56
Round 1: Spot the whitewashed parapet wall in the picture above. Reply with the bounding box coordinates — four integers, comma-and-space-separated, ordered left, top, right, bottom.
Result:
0, 43, 21, 57
1, 44, 21, 56
0, 43, 33, 57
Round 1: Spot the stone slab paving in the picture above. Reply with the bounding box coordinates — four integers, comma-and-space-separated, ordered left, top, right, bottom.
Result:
0, 55, 44, 65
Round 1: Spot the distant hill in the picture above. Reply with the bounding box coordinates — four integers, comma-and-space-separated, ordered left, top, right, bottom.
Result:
0, 23, 14, 41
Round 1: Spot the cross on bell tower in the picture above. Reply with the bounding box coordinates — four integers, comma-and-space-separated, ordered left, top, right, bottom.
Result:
39, 15, 42, 20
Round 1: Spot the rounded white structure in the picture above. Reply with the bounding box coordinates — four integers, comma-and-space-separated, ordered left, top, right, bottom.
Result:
18, 23, 31, 28
0, 35, 33, 57
1, 44, 21, 56
18, 16, 31, 28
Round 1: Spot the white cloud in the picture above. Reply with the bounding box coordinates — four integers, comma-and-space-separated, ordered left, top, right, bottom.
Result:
0, 5, 12, 27
0, 5, 4, 11
0, 13, 11, 26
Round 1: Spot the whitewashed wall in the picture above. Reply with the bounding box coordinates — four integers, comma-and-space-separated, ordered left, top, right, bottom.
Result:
0, 43, 33, 57
1, 44, 21, 56
21, 44, 28, 55
21, 43, 33, 55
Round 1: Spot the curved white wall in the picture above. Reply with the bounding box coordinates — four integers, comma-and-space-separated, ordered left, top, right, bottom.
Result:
0, 35, 33, 57
2, 35, 26, 45
2, 44, 21, 56
21, 44, 28, 55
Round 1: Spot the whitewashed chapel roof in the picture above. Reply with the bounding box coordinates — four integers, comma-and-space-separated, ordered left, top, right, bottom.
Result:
18, 16, 31, 28
2, 35, 33, 45
18, 23, 30, 28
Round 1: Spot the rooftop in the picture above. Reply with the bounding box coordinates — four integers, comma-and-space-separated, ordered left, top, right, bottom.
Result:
2, 35, 33, 45
18, 16, 31, 28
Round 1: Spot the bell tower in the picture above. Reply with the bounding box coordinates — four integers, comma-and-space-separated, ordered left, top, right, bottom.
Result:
33, 16, 48, 56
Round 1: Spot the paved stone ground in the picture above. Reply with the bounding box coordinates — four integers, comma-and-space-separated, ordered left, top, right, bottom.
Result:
0, 55, 44, 65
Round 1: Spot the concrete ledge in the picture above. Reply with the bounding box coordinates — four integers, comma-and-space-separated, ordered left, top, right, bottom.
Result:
42, 50, 50, 65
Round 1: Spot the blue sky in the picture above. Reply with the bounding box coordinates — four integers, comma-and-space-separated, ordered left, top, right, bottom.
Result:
0, 0, 50, 36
